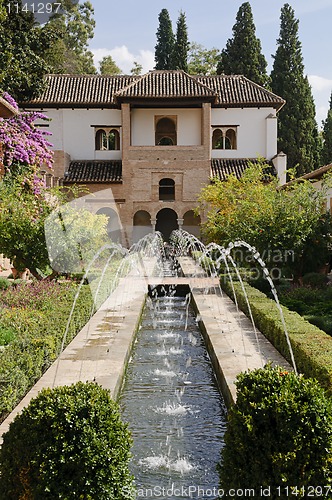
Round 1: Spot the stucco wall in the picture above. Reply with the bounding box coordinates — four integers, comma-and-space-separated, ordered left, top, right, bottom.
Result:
40, 108, 122, 160
131, 108, 202, 146
211, 107, 277, 160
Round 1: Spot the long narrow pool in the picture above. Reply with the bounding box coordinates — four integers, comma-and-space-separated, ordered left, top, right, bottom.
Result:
120, 291, 227, 500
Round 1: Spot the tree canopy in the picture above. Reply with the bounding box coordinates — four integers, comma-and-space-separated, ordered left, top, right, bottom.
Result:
99, 55, 122, 75
198, 161, 332, 277
216, 2, 269, 88
188, 43, 220, 75
271, 4, 320, 175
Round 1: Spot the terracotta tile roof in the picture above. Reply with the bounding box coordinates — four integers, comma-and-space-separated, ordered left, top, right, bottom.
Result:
23, 74, 135, 107
114, 71, 217, 101
198, 75, 285, 110
63, 160, 122, 183
211, 158, 276, 181
22, 71, 285, 110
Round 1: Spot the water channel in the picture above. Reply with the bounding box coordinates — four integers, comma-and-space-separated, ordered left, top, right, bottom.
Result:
120, 285, 227, 500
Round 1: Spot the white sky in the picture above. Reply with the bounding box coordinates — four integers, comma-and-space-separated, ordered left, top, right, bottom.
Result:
88, 0, 332, 126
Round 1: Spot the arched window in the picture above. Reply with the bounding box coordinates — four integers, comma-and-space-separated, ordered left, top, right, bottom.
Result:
226, 128, 236, 149
108, 129, 120, 150
159, 178, 175, 201
155, 117, 177, 146
95, 127, 120, 151
95, 129, 107, 150
212, 127, 237, 150
212, 129, 224, 149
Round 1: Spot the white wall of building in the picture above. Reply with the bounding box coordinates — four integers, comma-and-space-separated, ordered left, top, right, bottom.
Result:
40, 108, 122, 160
211, 107, 277, 160
131, 108, 201, 146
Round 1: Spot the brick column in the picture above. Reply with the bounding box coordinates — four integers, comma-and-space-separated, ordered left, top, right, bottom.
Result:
201, 102, 211, 159
121, 103, 131, 160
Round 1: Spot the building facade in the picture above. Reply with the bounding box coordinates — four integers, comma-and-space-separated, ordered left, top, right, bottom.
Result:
23, 70, 286, 245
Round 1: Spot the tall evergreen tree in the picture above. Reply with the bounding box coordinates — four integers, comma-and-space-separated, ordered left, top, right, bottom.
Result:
322, 92, 332, 165
216, 2, 269, 87
271, 4, 320, 175
154, 9, 175, 70
173, 11, 189, 72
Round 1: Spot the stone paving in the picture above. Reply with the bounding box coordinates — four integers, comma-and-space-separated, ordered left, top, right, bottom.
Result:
0, 256, 290, 443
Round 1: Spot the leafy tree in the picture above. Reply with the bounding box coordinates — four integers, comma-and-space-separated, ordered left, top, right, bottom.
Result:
271, 4, 320, 175
173, 11, 189, 71
216, 2, 269, 88
198, 161, 332, 278
0, 382, 135, 499
188, 42, 220, 75
219, 365, 332, 494
99, 55, 122, 75
0, 0, 55, 101
154, 8, 175, 70
43, 0, 96, 74
322, 91, 332, 165
131, 61, 143, 75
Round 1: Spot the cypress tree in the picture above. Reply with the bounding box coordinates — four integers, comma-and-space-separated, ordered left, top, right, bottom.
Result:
216, 2, 269, 88
322, 92, 332, 165
173, 11, 189, 72
271, 4, 320, 175
154, 9, 175, 70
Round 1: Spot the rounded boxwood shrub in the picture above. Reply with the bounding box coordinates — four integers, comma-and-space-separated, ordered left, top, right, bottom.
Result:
219, 365, 332, 497
0, 382, 134, 499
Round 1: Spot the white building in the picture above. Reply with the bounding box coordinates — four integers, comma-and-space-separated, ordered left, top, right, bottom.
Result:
23, 70, 286, 244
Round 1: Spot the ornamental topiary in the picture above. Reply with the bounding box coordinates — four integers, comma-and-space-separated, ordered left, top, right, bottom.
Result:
0, 382, 134, 499
219, 365, 332, 498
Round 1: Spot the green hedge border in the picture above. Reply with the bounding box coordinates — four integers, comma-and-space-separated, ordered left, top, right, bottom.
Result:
222, 280, 332, 395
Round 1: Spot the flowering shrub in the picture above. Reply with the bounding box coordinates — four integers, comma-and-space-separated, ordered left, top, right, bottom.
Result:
0, 92, 53, 175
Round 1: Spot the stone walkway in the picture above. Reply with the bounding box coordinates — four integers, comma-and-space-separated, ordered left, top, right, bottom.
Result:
0, 256, 290, 443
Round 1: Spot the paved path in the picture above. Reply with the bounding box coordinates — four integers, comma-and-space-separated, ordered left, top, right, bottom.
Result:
0, 256, 290, 443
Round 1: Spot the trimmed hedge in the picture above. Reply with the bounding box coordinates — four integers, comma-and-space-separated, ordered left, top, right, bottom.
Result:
222, 280, 332, 395
219, 365, 332, 495
0, 382, 134, 499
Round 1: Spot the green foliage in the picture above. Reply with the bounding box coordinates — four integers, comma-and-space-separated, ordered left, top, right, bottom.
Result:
198, 161, 332, 278
173, 11, 189, 72
188, 42, 220, 75
217, 2, 269, 87
271, 4, 320, 175
322, 92, 332, 165
301, 272, 329, 289
0, 282, 94, 420
279, 284, 332, 336
0, 277, 10, 290
0, 326, 15, 346
222, 280, 332, 394
154, 8, 175, 70
131, 61, 143, 76
43, 0, 96, 74
0, 0, 55, 100
219, 365, 332, 495
0, 382, 134, 499
99, 55, 122, 75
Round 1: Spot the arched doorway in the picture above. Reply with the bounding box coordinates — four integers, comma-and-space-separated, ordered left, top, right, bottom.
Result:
183, 210, 201, 238
132, 210, 152, 243
96, 207, 121, 243
156, 208, 178, 242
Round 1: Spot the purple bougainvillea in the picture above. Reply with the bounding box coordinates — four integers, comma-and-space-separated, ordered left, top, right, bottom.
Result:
0, 92, 54, 174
